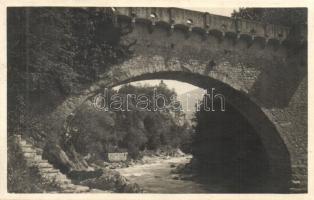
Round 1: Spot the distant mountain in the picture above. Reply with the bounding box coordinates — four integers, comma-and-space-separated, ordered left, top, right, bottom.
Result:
177, 88, 206, 121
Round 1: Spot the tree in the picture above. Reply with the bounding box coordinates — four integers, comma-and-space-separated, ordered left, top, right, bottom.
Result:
69, 83, 193, 160
232, 8, 307, 27
7, 8, 131, 141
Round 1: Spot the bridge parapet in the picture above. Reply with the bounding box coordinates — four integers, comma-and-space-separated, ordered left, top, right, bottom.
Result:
114, 7, 298, 43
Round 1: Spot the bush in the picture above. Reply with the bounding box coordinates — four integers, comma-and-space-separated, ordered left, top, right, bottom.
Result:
7, 7, 131, 142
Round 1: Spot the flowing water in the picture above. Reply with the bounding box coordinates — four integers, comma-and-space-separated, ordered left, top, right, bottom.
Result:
116, 156, 214, 193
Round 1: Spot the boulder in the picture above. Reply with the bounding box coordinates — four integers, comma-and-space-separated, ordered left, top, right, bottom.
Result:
80, 169, 142, 193
68, 169, 103, 182
42, 143, 89, 174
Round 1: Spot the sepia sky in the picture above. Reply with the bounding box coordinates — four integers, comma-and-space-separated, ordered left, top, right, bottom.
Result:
114, 79, 206, 95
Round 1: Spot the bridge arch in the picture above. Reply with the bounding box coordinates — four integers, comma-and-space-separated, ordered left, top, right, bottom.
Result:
46, 7, 307, 192
56, 69, 291, 192
101, 71, 291, 192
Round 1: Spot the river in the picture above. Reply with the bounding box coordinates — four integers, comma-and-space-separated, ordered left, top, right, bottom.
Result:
116, 155, 213, 193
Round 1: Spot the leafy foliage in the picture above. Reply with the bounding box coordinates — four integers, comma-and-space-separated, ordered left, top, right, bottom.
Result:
232, 8, 307, 27
70, 82, 192, 159
7, 8, 131, 139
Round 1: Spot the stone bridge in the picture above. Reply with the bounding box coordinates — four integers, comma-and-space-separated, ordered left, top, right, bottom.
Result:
48, 8, 307, 192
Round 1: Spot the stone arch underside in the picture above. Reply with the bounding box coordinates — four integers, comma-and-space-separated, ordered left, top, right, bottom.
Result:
109, 71, 292, 192
49, 68, 292, 191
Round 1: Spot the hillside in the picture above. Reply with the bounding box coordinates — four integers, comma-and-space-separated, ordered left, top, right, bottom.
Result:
177, 88, 206, 121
